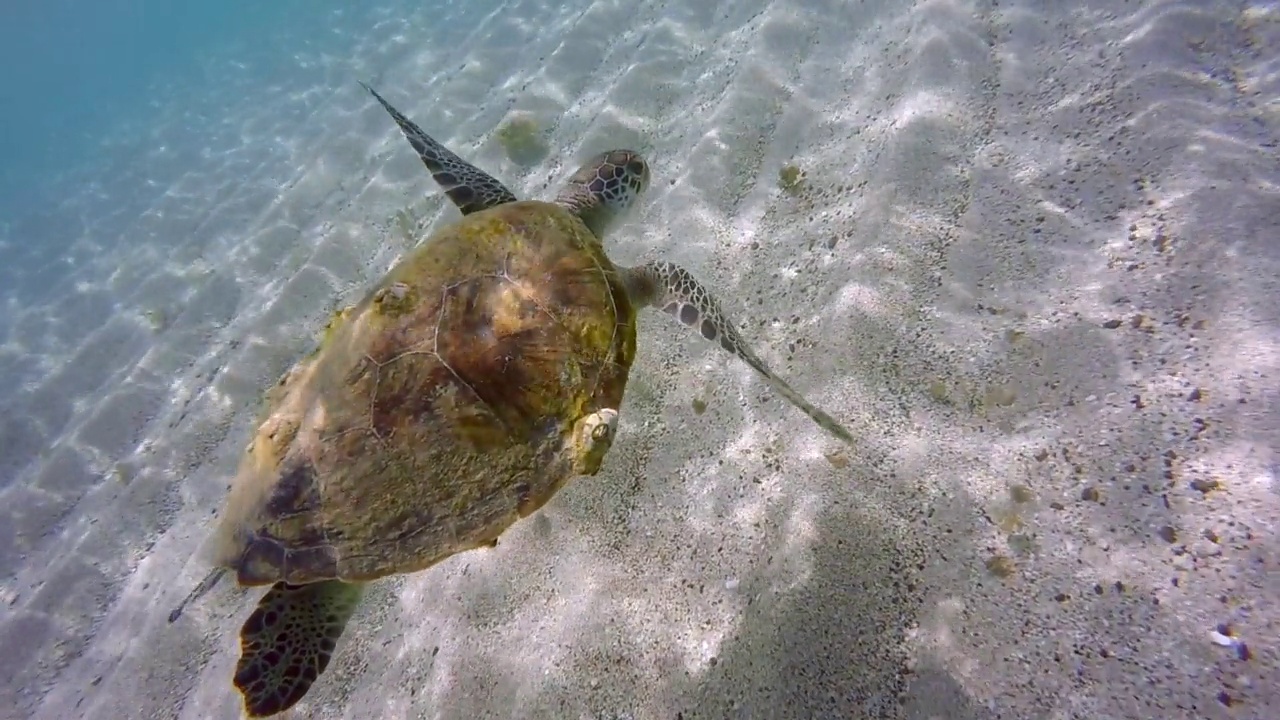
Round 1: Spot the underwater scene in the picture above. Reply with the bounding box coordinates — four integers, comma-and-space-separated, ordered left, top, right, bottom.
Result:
0, 0, 1277, 718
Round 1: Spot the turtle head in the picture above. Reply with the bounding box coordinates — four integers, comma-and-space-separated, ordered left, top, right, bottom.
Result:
553, 150, 650, 238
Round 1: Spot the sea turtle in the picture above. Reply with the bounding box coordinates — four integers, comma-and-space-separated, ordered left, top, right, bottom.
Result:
168, 81, 855, 717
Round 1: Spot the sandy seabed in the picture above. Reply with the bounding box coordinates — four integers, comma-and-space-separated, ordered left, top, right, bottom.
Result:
1, 0, 1277, 718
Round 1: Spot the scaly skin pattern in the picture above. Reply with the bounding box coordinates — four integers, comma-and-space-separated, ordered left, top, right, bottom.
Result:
212, 200, 637, 586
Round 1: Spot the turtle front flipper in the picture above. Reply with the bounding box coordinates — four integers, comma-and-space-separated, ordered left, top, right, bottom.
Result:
360, 81, 518, 215
233, 580, 366, 717
620, 261, 855, 446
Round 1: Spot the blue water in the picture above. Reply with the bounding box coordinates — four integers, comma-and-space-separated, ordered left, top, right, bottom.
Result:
1, 1, 303, 211
0, 0, 436, 323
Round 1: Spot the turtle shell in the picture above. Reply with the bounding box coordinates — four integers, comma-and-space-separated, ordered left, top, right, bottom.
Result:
209, 199, 637, 586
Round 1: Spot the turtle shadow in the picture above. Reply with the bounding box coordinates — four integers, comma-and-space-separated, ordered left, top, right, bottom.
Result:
647, 458, 943, 719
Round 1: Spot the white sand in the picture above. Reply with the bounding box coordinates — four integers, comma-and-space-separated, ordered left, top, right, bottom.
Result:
2, 0, 1278, 718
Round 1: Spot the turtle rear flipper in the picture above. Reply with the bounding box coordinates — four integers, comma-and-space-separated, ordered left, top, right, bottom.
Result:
621, 261, 855, 446
360, 81, 518, 215
233, 580, 366, 717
